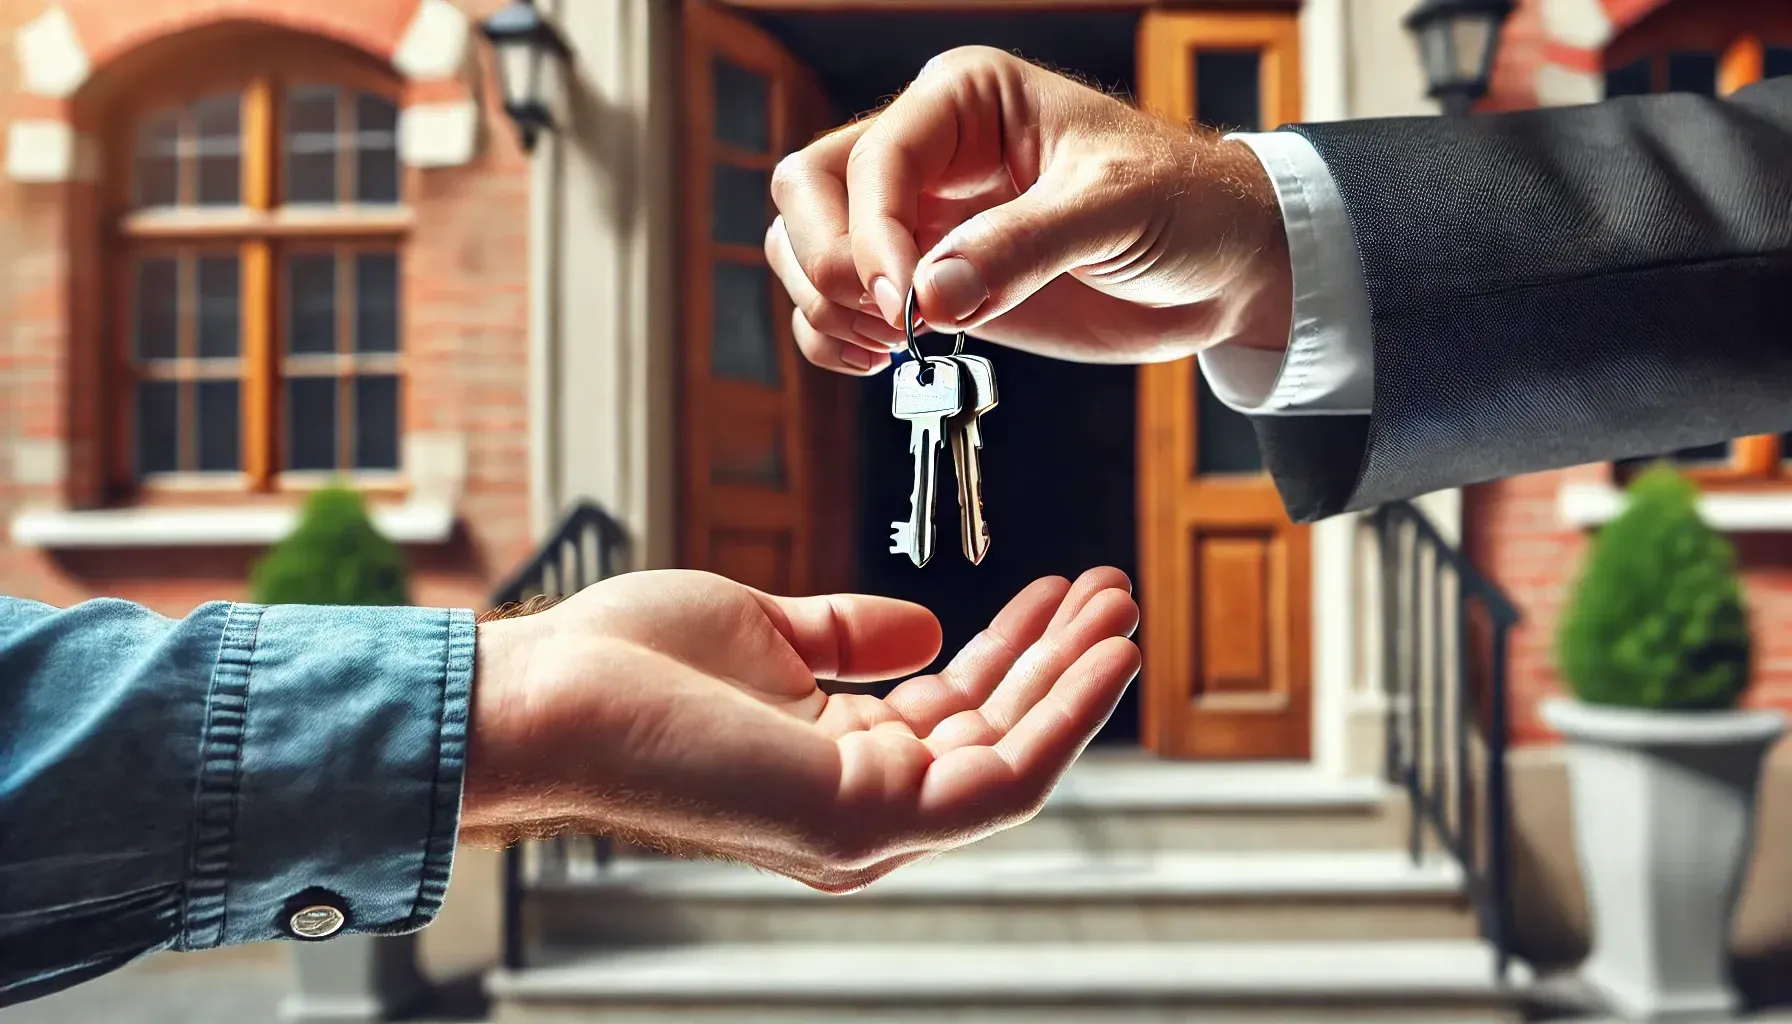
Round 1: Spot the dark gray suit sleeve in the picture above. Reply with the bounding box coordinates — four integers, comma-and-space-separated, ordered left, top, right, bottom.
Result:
1251, 76, 1792, 523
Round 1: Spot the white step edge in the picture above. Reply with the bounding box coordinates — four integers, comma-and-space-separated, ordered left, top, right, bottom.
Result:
534, 849, 1465, 901
489, 940, 1532, 1003
1041, 760, 1390, 812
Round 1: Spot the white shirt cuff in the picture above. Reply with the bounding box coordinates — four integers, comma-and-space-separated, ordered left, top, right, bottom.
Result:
1198, 130, 1375, 416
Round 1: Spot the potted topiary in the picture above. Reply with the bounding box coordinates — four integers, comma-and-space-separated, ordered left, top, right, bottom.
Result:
1544, 465, 1786, 1023
257, 487, 427, 1024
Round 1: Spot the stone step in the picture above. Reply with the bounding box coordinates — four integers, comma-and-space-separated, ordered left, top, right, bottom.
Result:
577, 766, 1424, 865
526, 849, 1479, 946
932, 763, 1421, 854
487, 939, 1531, 1023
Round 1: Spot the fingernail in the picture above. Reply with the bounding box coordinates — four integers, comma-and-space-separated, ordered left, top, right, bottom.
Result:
872, 277, 904, 326
841, 346, 875, 370
858, 293, 881, 313
922, 257, 988, 322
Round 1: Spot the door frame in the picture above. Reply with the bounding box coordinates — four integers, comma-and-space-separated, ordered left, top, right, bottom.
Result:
664, 0, 1387, 773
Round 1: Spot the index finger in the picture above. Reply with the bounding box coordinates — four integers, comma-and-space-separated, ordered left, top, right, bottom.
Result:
772, 117, 876, 308
845, 64, 970, 326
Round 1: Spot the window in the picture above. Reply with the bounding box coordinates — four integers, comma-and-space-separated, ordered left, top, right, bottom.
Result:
114, 62, 406, 495
1604, 6, 1792, 486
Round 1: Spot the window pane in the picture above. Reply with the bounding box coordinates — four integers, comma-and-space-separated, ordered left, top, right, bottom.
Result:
288, 254, 337, 354
1666, 52, 1718, 95
1768, 47, 1792, 80
1618, 442, 1731, 472
287, 376, 338, 470
136, 380, 180, 476
196, 380, 240, 472
134, 109, 180, 208
286, 86, 340, 204
1194, 51, 1262, 132
713, 58, 770, 153
192, 93, 241, 206
135, 258, 180, 361
354, 93, 400, 204
1604, 58, 1653, 97
196, 255, 240, 358
354, 375, 401, 470
354, 253, 400, 353
1194, 371, 1263, 475
711, 261, 780, 387
711, 164, 770, 246
1669, 441, 1731, 464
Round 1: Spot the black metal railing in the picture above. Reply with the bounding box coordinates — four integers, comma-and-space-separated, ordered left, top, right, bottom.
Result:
488, 502, 630, 970
1369, 499, 1521, 980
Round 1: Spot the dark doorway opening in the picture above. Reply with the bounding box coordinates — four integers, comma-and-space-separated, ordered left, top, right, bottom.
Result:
749, 9, 1144, 744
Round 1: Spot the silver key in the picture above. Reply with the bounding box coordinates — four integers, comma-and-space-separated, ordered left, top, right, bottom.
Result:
889, 357, 962, 567
949, 354, 998, 564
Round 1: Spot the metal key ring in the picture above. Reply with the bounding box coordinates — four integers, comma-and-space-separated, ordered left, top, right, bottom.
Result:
903, 284, 966, 362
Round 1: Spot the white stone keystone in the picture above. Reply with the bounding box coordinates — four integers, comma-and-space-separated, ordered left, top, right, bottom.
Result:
1540, 0, 1614, 51
398, 101, 479, 167
5, 120, 97, 183
16, 5, 90, 98
1535, 64, 1604, 106
393, 0, 470, 80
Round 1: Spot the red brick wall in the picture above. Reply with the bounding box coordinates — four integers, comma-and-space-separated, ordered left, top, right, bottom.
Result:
1484, 0, 1545, 112
0, 0, 532, 616
1466, 0, 1792, 743
1470, 468, 1792, 746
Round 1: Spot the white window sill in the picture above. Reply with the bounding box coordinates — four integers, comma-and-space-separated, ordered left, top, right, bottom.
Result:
9, 500, 456, 549
1558, 482, 1792, 531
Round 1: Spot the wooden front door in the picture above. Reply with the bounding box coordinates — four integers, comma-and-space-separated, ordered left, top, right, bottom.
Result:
1136, 11, 1311, 760
680, 1, 855, 597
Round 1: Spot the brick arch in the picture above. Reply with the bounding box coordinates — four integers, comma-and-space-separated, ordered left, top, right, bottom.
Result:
71, 0, 418, 72
6, 0, 479, 183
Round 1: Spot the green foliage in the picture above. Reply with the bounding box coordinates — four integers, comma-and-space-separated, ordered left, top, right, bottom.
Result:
1556, 465, 1751, 710
250, 486, 410, 606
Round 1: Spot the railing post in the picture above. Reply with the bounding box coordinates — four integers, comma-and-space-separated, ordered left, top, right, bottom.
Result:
1406, 524, 1425, 865
1455, 599, 1474, 877
502, 846, 524, 970
1377, 509, 1403, 793
1488, 621, 1514, 980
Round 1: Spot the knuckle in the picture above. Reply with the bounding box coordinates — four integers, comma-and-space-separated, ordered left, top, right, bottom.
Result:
769, 153, 807, 205
798, 293, 842, 332
808, 256, 862, 304
925, 45, 1007, 79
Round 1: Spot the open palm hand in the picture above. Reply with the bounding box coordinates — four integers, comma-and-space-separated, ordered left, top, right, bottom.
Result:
462, 567, 1139, 891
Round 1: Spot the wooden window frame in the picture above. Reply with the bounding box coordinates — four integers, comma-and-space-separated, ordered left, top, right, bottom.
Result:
104, 42, 411, 505
1605, 2, 1792, 489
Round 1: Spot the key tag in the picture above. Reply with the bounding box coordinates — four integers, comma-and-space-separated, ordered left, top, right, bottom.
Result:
902, 287, 968, 373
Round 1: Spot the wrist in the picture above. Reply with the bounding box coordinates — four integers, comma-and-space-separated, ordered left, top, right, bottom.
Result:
461, 613, 544, 843
1207, 137, 1294, 354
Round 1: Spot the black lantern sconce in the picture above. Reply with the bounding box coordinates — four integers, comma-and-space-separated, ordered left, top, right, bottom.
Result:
1405, 0, 1516, 117
480, 0, 572, 152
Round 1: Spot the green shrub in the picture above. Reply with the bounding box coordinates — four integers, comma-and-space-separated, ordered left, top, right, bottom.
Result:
1556, 465, 1750, 710
250, 486, 410, 606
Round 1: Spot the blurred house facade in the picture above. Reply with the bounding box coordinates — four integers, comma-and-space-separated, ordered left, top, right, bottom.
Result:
3, 0, 1792, 1020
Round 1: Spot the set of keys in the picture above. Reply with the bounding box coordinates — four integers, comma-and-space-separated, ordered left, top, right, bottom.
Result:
889, 287, 999, 568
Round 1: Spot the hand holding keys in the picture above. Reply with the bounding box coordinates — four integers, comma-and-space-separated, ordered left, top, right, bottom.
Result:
889, 288, 999, 568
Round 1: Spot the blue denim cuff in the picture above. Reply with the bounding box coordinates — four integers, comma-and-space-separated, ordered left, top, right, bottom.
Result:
178, 604, 475, 948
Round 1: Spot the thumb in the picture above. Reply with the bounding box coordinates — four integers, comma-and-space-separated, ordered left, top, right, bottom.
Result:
752, 591, 943, 683
913, 159, 1146, 331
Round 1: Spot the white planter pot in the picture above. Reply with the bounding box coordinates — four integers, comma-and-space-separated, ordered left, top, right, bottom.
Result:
281, 933, 427, 1023
1543, 698, 1786, 1023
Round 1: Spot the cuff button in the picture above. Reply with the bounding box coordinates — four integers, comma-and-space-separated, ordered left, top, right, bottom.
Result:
289, 904, 346, 939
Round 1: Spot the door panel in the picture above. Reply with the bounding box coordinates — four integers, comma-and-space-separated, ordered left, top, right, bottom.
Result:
681, 2, 854, 596
1136, 11, 1310, 760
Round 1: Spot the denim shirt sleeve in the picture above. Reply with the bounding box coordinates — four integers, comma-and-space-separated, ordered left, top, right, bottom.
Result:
0, 596, 475, 1007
